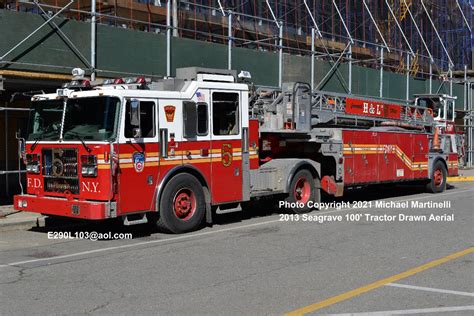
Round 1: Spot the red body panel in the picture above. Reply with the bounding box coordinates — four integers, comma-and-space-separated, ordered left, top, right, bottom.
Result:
343, 130, 430, 185
447, 154, 459, 176
210, 139, 242, 204
117, 142, 160, 214
15, 194, 109, 220
345, 98, 402, 120
249, 119, 260, 170
24, 143, 112, 200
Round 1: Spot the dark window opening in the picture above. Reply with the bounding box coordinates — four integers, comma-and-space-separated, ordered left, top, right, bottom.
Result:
212, 92, 239, 136
197, 103, 208, 136
125, 101, 155, 138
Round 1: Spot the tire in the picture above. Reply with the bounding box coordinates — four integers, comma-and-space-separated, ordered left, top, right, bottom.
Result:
426, 160, 447, 193
156, 173, 206, 233
285, 169, 320, 214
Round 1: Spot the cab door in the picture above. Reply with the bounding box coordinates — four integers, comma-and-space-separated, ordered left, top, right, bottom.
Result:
118, 98, 159, 214
210, 91, 242, 204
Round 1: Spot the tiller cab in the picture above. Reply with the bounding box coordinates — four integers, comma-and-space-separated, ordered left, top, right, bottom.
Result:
14, 67, 458, 233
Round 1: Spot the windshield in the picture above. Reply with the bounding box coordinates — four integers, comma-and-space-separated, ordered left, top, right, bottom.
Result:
417, 97, 443, 118
27, 100, 64, 141
62, 96, 120, 141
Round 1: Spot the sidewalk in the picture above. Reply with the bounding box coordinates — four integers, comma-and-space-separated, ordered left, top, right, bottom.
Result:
0, 205, 44, 231
448, 167, 474, 182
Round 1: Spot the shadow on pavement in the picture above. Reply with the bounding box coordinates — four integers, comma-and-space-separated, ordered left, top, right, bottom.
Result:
28, 182, 459, 239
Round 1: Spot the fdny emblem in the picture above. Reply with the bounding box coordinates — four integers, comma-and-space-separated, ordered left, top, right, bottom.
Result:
133, 152, 145, 172
164, 105, 176, 122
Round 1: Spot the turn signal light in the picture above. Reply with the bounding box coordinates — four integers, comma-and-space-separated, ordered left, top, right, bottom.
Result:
81, 155, 97, 177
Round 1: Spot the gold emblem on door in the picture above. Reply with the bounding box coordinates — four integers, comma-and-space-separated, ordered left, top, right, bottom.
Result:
222, 144, 232, 167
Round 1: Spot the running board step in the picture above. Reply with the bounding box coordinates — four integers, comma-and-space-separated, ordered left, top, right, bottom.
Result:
123, 213, 148, 226
216, 203, 242, 215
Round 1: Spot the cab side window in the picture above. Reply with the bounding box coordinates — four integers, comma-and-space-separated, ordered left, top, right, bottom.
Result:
125, 101, 156, 138
447, 101, 454, 121
212, 92, 239, 136
197, 103, 208, 136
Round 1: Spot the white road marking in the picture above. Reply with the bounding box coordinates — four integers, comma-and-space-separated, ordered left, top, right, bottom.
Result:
1, 188, 473, 267
325, 305, 474, 315
386, 282, 474, 297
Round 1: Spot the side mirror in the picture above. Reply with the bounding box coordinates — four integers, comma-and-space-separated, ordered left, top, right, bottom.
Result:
16, 130, 26, 161
130, 99, 140, 126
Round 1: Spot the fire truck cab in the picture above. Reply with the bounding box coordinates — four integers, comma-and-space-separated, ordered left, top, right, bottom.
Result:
414, 94, 457, 133
15, 68, 320, 232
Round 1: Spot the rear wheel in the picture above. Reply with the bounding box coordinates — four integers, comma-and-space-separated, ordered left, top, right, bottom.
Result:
285, 169, 320, 214
426, 161, 447, 193
156, 173, 206, 233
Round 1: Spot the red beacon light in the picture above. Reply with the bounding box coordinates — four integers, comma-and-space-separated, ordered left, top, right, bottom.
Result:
114, 78, 125, 84
136, 77, 146, 85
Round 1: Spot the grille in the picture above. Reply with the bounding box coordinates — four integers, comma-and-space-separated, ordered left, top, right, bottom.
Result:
42, 148, 79, 194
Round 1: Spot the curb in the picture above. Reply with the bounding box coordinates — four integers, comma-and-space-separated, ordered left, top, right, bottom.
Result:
447, 176, 474, 183
0, 215, 45, 232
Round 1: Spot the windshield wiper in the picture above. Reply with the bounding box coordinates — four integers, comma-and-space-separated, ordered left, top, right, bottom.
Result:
31, 134, 43, 151
65, 131, 92, 153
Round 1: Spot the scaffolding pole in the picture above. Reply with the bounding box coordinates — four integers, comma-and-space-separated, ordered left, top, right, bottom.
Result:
166, 0, 171, 77
385, 0, 414, 57
311, 28, 315, 91
91, 0, 96, 80
456, 0, 472, 34
402, 0, 434, 64
303, 0, 349, 93
406, 54, 410, 101
265, 0, 282, 88
228, 11, 232, 70
362, 0, 390, 52
380, 48, 384, 98
429, 62, 433, 94
421, 0, 454, 69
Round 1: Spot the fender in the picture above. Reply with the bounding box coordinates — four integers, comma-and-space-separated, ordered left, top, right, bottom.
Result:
155, 164, 212, 224
286, 159, 321, 193
428, 154, 448, 179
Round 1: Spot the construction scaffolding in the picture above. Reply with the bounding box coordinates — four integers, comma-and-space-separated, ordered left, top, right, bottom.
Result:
1, 0, 472, 75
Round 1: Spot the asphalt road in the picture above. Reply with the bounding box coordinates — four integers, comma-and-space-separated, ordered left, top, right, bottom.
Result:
1, 182, 473, 315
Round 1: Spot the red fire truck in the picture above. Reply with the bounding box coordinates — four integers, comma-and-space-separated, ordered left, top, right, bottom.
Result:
14, 67, 458, 233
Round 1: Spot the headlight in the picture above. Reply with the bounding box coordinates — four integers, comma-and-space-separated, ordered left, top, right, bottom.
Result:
81, 155, 97, 177
26, 154, 40, 174
87, 167, 97, 176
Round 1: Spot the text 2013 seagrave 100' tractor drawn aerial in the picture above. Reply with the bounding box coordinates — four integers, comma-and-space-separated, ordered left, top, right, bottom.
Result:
14, 67, 459, 233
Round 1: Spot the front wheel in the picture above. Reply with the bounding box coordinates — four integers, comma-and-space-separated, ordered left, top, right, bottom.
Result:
426, 161, 447, 193
156, 173, 206, 233
285, 169, 320, 214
